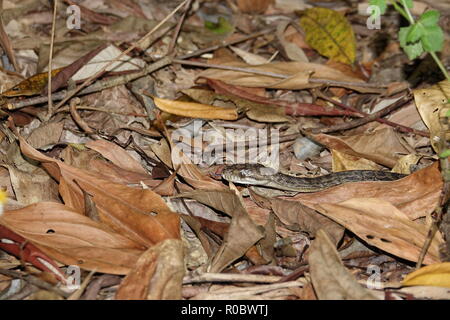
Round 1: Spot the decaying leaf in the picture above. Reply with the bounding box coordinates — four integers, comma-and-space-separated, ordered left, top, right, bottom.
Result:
413, 80, 450, 152
115, 239, 184, 299
298, 7, 356, 64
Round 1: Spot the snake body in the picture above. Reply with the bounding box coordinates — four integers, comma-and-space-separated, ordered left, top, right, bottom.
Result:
222, 164, 407, 192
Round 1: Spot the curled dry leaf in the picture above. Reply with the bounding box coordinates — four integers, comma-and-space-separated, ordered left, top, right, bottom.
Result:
402, 262, 450, 288
309, 229, 379, 300
116, 239, 185, 300
0, 202, 142, 274
153, 96, 238, 120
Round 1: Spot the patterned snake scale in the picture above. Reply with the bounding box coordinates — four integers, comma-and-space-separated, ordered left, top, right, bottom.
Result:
222, 164, 407, 192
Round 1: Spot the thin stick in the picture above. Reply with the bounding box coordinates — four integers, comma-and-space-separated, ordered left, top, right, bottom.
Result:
53, 0, 189, 111
167, 0, 193, 56
177, 27, 275, 60
317, 92, 429, 137
47, 0, 58, 117
310, 95, 413, 134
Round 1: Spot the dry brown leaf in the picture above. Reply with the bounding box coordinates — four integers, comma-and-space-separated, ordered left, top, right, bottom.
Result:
178, 189, 264, 272
303, 198, 443, 265
198, 61, 365, 90
332, 149, 383, 171
413, 80, 450, 152
153, 96, 238, 120
26, 121, 64, 149
86, 139, 148, 175
309, 229, 379, 300
312, 126, 411, 168
270, 198, 345, 245
7, 165, 60, 205
115, 239, 184, 300
0, 202, 142, 274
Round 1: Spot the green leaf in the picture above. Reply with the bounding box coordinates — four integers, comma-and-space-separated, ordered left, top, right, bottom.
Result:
399, 27, 424, 60
439, 149, 450, 159
370, 0, 387, 15
401, 0, 413, 9
406, 23, 423, 43
445, 109, 450, 117
418, 10, 440, 27
421, 26, 444, 52
204, 16, 233, 35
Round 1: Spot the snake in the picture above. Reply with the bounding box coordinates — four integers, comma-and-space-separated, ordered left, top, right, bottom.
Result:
222, 164, 407, 192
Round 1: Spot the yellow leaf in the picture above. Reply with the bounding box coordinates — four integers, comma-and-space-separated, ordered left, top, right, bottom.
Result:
403, 263, 450, 288
299, 7, 356, 65
153, 97, 238, 120
1, 68, 64, 97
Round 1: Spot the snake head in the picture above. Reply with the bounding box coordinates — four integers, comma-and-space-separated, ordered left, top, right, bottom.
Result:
222, 164, 277, 186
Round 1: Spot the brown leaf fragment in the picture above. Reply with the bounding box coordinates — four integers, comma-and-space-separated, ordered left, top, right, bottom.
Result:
309, 230, 379, 300
86, 139, 147, 175
115, 239, 184, 300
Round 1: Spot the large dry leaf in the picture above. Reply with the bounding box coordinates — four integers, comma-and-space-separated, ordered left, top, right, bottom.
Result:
0, 202, 142, 274
153, 96, 238, 120
312, 126, 411, 168
303, 198, 443, 265
309, 229, 379, 300
179, 189, 264, 272
198, 61, 364, 90
86, 139, 148, 175
18, 136, 180, 247
413, 80, 450, 152
115, 239, 184, 300
289, 162, 442, 220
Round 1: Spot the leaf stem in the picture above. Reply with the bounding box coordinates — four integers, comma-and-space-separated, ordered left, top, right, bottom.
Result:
430, 51, 450, 82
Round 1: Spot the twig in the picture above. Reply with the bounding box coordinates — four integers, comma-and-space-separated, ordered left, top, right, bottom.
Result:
5, 57, 172, 110
46, 0, 58, 117
316, 92, 429, 137
53, 0, 189, 111
167, 0, 193, 56
176, 27, 276, 60
310, 94, 413, 134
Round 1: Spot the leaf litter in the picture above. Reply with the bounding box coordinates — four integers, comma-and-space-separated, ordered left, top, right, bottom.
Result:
0, 0, 449, 301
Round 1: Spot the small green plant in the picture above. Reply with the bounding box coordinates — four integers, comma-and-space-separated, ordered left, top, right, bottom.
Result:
370, 0, 449, 82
